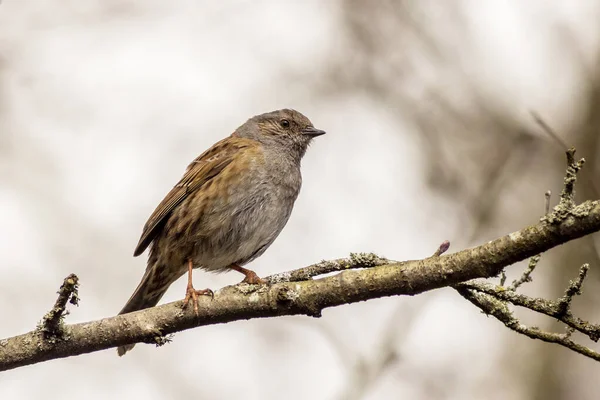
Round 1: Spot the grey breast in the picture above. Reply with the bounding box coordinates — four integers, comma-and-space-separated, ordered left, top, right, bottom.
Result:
194, 148, 302, 271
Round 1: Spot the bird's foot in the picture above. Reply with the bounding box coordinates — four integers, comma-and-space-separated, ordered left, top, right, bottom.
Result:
182, 285, 214, 315
241, 270, 266, 285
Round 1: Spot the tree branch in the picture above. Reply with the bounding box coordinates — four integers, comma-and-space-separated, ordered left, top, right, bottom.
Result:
456, 282, 600, 362
454, 146, 600, 362
457, 275, 600, 343
39, 273, 80, 339
2, 198, 600, 371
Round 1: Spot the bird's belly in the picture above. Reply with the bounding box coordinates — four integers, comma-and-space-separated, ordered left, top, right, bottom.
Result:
187, 190, 296, 272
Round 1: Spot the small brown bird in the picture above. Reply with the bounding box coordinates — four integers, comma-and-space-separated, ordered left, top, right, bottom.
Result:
117, 109, 325, 355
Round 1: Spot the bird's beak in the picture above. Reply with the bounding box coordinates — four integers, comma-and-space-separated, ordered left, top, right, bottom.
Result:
302, 127, 326, 137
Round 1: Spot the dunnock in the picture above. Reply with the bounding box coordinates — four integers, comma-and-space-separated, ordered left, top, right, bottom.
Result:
117, 109, 325, 355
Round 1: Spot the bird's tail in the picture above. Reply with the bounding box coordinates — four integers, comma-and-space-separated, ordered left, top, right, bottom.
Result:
117, 264, 175, 356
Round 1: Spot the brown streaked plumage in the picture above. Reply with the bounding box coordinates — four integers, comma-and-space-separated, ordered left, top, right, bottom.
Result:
117, 109, 325, 356
133, 136, 257, 257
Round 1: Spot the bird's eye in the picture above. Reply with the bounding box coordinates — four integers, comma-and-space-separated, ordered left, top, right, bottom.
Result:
280, 119, 290, 128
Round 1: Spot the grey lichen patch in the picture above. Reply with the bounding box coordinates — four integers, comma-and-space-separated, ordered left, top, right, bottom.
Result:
276, 286, 300, 306
541, 150, 588, 224
234, 283, 269, 296
349, 252, 386, 268
508, 231, 522, 242
37, 273, 80, 342
570, 201, 598, 218
560, 155, 585, 198
543, 203, 574, 224
0, 339, 7, 347
153, 334, 174, 348
317, 259, 347, 270
582, 322, 600, 342
268, 271, 292, 284
486, 297, 511, 317
36, 316, 67, 342
543, 201, 599, 224
556, 263, 589, 316
67, 277, 81, 307
143, 326, 174, 347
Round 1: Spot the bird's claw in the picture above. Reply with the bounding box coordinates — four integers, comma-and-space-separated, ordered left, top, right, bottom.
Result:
241, 271, 267, 285
182, 286, 214, 315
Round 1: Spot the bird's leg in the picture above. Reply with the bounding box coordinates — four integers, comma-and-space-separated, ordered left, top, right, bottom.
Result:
230, 264, 266, 285
182, 259, 214, 315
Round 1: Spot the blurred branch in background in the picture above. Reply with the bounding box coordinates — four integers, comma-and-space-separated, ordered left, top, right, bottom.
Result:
298, 2, 600, 398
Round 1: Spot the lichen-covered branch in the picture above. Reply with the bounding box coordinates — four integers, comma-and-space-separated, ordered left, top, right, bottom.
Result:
557, 263, 589, 315
457, 277, 600, 343
39, 274, 80, 339
267, 253, 392, 283
455, 146, 600, 361
509, 255, 540, 290
456, 285, 600, 362
2, 198, 600, 372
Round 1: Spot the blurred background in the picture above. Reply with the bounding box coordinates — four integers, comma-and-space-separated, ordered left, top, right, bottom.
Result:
1, 1, 600, 399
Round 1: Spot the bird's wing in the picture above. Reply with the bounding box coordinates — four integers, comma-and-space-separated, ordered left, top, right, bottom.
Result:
133, 136, 255, 256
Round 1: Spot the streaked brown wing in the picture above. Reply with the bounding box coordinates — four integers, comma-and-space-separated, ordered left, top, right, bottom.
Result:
133, 136, 253, 256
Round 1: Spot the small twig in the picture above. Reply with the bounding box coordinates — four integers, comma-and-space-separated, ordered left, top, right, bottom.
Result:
270, 244, 450, 284
432, 240, 450, 257
508, 191, 548, 290
509, 255, 540, 291
560, 148, 585, 207
499, 271, 507, 287
543, 148, 586, 225
556, 263, 589, 316
267, 253, 393, 283
41, 274, 79, 339
456, 286, 600, 362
